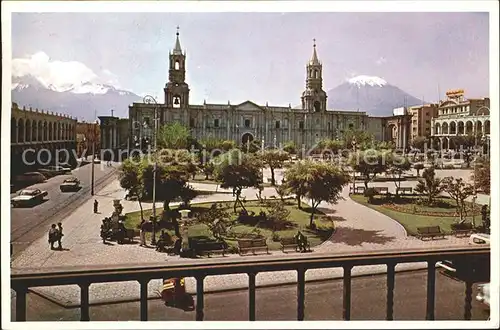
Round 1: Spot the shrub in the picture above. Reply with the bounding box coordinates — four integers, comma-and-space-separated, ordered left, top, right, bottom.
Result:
271, 231, 281, 242
364, 187, 377, 203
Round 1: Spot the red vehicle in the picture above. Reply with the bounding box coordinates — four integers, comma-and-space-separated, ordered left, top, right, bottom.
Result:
160, 278, 195, 311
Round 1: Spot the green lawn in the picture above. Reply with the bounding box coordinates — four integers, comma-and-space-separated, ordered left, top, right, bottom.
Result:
124, 199, 334, 251
350, 195, 483, 235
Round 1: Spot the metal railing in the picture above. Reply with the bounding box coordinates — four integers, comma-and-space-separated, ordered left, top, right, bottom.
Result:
11, 246, 490, 321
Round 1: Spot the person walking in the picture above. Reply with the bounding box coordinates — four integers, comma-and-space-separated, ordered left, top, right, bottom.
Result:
139, 219, 147, 247
48, 224, 58, 250
94, 199, 99, 213
57, 222, 64, 250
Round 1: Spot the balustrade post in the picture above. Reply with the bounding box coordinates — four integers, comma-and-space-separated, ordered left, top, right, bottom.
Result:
343, 265, 353, 320
464, 278, 473, 320
426, 261, 436, 320
248, 272, 257, 321
196, 275, 206, 321
297, 268, 306, 321
139, 279, 150, 321
386, 263, 396, 320
14, 286, 28, 321
79, 282, 91, 321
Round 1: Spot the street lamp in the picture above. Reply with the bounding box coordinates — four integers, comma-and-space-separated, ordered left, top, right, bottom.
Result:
351, 137, 357, 194
91, 119, 98, 196
144, 95, 159, 246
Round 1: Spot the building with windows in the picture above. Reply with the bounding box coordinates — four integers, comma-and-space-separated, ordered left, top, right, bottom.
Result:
10, 102, 77, 176
76, 121, 101, 159
431, 90, 490, 150
408, 103, 439, 144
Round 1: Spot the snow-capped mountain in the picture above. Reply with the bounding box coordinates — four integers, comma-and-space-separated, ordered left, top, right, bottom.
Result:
11, 75, 141, 121
327, 75, 423, 117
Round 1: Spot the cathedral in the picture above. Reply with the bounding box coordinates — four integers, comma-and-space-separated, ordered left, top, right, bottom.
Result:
124, 29, 405, 152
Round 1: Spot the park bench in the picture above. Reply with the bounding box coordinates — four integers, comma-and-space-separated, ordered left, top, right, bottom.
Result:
349, 186, 366, 194
280, 237, 311, 253
416, 226, 445, 240
451, 223, 475, 237
396, 187, 413, 195
238, 238, 269, 255
373, 186, 389, 195
191, 240, 227, 257
125, 229, 140, 242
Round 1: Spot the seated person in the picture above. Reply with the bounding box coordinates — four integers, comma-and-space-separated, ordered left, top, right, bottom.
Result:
156, 230, 171, 252
294, 231, 308, 252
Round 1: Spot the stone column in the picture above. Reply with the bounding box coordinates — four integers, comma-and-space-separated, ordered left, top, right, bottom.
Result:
101, 126, 106, 149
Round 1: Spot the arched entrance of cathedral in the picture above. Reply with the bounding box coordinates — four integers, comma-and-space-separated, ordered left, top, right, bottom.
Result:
241, 132, 254, 145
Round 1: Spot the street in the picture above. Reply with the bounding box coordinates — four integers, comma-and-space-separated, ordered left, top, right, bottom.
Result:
12, 270, 490, 321
10, 162, 117, 257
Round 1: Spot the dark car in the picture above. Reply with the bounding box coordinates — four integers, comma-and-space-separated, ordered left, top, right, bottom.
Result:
60, 177, 81, 192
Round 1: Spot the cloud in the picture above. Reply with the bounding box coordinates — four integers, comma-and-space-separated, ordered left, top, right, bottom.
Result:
12, 52, 121, 90
375, 57, 387, 65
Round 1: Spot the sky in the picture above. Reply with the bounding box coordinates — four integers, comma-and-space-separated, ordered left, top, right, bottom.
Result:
11, 11, 490, 105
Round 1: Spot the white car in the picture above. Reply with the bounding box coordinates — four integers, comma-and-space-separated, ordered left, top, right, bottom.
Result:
11, 188, 48, 207
60, 177, 81, 192
469, 233, 490, 245
476, 283, 490, 308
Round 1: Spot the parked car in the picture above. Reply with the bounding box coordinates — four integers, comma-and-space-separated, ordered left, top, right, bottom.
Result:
57, 162, 73, 171
38, 165, 70, 177
13, 172, 47, 185
60, 177, 81, 192
11, 188, 48, 207
476, 283, 490, 308
469, 233, 490, 245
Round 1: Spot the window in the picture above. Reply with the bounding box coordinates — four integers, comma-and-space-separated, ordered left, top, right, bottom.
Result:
425, 120, 430, 124
143, 117, 150, 127
349, 123, 354, 129
275, 120, 280, 129
299, 121, 304, 129
175, 61, 180, 70
214, 119, 220, 128
244, 119, 251, 128
189, 118, 195, 128
425, 112, 429, 116
327, 122, 331, 130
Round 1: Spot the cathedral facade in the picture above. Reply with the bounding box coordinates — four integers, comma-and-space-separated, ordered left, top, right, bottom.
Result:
127, 30, 405, 151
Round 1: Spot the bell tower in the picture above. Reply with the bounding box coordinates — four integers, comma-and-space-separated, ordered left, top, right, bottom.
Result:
301, 39, 327, 112
164, 26, 190, 108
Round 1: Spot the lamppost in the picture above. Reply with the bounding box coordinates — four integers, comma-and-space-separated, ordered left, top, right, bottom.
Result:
91, 119, 98, 196
144, 95, 159, 245
351, 137, 357, 194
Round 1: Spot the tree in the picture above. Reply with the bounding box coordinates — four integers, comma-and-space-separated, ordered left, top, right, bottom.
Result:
283, 141, 297, 155
411, 136, 428, 152
441, 177, 475, 224
213, 150, 263, 213
472, 157, 490, 193
302, 161, 350, 226
221, 140, 236, 151
350, 149, 388, 189
414, 167, 444, 205
195, 203, 233, 240
157, 122, 191, 150
119, 157, 145, 220
283, 160, 310, 209
259, 149, 289, 185
386, 154, 411, 197
275, 184, 288, 202
342, 129, 374, 150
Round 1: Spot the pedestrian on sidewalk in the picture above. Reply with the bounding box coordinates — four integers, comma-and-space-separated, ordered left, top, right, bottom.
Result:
57, 222, 64, 250
48, 224, 58, 250
139, 219, 147, 247
94, 199, 99, 213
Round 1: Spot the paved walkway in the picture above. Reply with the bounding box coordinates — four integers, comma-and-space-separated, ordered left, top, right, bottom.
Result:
11, 168, 482, 305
